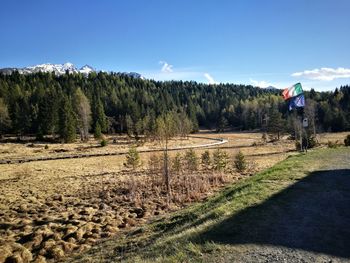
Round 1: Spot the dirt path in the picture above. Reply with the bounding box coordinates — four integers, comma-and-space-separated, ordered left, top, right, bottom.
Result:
0, 136, 228, 165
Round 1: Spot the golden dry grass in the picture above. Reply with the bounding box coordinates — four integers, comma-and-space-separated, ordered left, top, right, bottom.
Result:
0, 131, 347, 262
0, 135, 209, 161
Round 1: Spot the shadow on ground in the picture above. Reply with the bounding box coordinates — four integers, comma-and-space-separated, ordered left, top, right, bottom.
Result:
196, 169, 350, 258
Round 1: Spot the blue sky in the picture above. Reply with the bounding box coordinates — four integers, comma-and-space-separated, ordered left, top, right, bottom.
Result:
1, 0, 350, 91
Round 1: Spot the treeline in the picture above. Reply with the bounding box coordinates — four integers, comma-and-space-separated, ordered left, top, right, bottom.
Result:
0, 71, 349, 142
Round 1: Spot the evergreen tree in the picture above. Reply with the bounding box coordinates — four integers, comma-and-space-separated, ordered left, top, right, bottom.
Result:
58, 96, 76, 143
184, 149, 198, 172
0, 72, 348, 140
212, 149, 229, 171
201, 150, 211, 168
216, 115, 228, 132
94, 123, 102, 139
125, 146, 140, 170
92, 97, 107, 133
171, 153, 182, 174
234, 150, 247, 173
267, 105, 285, 140
37, 89, 59, 138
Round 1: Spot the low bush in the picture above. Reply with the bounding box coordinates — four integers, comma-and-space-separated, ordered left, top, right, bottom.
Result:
295, 135, 318, 150
212, 149, 229, 171
100, 139, 108, 147
344, 134, 350, 146
184, 149, 198, 172
307, 135, 318, 148
125, 146, 140, 169
234, 150, 247, 173
327, 140, 339, 148
201, 150, 211, 168
172, 153, 182, 174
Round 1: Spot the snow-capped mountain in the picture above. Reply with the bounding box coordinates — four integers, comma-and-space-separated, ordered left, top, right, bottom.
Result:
120, 72, 144, 79
265, 85, 279, 90
23, 62, 78, 74
0, 63, 143, 78
0, 63, 92, 75
79, 64, 95, 75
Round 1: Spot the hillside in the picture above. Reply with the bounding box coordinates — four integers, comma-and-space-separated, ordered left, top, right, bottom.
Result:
1, 72, 349, 142
71, 147, 350, 262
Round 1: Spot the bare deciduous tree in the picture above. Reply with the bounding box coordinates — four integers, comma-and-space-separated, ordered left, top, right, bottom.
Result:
155, 112, 178, 204
74, 88, 91, 142
0, 98, 11, 137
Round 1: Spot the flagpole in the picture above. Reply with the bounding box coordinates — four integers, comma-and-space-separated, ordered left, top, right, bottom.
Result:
282, 83, 305, 152
300, 115, 303, 152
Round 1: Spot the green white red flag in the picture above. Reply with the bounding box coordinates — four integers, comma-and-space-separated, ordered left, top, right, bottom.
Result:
282, 83, 303, 100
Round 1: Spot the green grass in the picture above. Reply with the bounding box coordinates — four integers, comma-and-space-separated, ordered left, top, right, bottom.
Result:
71, 147, 350, 263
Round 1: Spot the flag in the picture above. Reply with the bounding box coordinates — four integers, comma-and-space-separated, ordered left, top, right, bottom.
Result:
282, 83, 303, 100
289, 94, 305, 111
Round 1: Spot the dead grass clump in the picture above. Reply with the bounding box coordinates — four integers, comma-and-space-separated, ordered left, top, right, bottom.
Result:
76, 244, 91, 253
40, 239, 56, 251
63, 225, 78, 239
36, 226, 54, 240
0, 244, 12, 262
31, 233, 43, 249
58, 240, 77, 254
33, 255, 47, 263
105, 225, 119, 233
74, 222, 95, 241
0, 242, 33, 263
47, 245, 65, 260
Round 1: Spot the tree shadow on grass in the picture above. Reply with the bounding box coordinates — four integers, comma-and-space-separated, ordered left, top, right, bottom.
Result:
195, 169, 350, 258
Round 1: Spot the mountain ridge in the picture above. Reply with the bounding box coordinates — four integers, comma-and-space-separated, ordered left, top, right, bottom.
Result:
0, 63, 143, 78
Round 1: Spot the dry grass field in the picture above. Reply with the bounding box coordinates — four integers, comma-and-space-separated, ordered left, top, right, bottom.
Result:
0, 132, 348, 262
0, 135, 209, 161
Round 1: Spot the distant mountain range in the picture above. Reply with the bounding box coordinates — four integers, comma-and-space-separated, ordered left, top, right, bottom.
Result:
0, 62, 143, 79
264, 85, 279, 90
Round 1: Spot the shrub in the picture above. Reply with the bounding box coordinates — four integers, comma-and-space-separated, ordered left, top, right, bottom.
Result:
184, 149, 198, 172
44, 144, 49, 149
327, 140, 339, 148
344, 134, 350, 146
172, 153, 182, 173
307, 135, 318, 148
125, 146, 140, 169
201, 150, 211, 168
295, 135, 318, 150
100, 139, 108, 147
234, 150, 247, 173
212, 149, 229, 171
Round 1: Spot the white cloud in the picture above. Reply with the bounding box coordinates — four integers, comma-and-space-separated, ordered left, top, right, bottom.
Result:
142, 62, 217, 84
249, 78, 273, 88
159, 61, 173, 73
204, 73, 216, 84
292, 67, 350, 81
